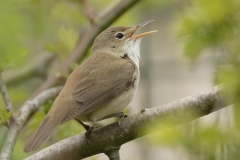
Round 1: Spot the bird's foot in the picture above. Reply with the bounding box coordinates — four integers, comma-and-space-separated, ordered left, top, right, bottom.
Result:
117, 113, 128, 130
100, 112, 128, 130
84, 125, 98, 144
75, 119, 98, 144
119, 112, 128, 119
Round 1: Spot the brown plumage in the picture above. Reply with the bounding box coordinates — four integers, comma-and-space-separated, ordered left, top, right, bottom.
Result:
24, 20, 157, 152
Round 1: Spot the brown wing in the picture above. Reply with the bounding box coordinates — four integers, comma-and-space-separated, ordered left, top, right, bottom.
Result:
62, 52, 136, 122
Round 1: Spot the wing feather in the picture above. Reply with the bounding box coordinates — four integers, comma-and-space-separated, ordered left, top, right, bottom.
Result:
62, 52, 136, 122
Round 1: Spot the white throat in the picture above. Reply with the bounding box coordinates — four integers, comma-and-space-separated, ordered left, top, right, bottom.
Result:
123, 39, 141, 67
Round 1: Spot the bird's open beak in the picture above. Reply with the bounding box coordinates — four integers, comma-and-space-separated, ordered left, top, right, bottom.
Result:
130, 20, 158, 39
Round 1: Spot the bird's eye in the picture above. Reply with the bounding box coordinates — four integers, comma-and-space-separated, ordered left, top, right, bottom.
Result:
115, 33, 124, 39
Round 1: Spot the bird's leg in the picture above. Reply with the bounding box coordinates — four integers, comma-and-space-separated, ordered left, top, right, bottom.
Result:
75, 119, 98, 144
75, 119, 91, 130
101, 112, 128, 120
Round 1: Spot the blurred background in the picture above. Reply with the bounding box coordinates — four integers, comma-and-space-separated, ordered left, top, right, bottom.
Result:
1, 0, 240, 159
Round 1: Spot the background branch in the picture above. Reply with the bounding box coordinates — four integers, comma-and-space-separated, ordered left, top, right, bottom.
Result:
0, 71, 13, 112
5, 54, 56, 87
30, 0, 141, 99
0, 86, 62, 160
24, 85, 228, 160
79, 0, 95, 23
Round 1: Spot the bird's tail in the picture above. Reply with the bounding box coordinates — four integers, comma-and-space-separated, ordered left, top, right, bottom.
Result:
23, 115, 62, 152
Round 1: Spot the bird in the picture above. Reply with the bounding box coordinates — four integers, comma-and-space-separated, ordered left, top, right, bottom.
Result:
24, 20, 157, 152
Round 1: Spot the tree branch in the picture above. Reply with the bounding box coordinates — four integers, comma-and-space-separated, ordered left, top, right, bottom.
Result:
0, 71, 13, 112
30, 0, 141, 99
0, 86, 62, 160
24, 85, 228, 160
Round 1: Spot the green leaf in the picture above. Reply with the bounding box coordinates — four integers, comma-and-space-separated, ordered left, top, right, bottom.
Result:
44, 27, 78, 60
0, 109, 13, 125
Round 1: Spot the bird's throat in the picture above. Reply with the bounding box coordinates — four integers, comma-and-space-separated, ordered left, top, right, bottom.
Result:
123, 39, 141, 67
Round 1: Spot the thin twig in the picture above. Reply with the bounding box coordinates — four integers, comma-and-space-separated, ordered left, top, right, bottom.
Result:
24, 86, 228, 160
0, 71, 13, 112
0, 86, 62, 160
79, 0, 95, 23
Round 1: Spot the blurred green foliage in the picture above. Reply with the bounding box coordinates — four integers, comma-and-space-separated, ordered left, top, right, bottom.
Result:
56, 120, 84, 141
177, 0, 240, 60
44, 27, 78, 60
0, 0, 29, 70
148, 0, 240, 159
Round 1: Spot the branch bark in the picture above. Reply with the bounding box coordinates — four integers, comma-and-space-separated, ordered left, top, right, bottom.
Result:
0, 86, 62, 160
24, 85, 228, 160
30, 0, 141, 99
0, 71, 13, 112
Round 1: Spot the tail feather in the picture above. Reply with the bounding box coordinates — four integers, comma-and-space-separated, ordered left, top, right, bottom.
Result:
24, 116, 61, 152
